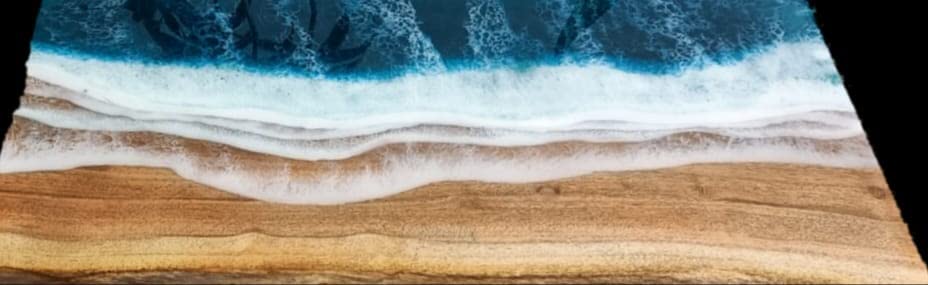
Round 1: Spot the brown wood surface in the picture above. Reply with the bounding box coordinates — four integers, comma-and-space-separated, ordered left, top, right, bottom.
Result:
1, 160, 925, 283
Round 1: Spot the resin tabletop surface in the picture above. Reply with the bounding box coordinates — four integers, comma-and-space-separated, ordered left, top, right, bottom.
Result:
1, 0, 925, 283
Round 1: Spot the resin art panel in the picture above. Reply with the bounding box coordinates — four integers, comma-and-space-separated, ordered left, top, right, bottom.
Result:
1, 0, 925, 283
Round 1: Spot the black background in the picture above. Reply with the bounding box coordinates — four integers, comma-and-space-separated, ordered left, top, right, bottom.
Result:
2, 0, 925, 264
808, 0, 925, 263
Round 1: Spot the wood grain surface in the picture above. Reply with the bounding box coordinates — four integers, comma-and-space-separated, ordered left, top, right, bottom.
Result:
1, 159, 925, 283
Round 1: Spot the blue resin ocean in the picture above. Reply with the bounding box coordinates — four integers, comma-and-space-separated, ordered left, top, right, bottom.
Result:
1, 0, 875, 204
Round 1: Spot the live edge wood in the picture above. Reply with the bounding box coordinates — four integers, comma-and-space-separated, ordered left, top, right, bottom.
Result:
0, 163, 925, 283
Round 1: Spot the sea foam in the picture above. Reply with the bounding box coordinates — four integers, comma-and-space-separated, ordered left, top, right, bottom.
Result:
1, 39, 876, 204
24, 41, 853, 131
15, 100, 862, 161
0, 122, 877, 204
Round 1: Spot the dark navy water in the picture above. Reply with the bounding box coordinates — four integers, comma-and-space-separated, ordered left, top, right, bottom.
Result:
32, 0, 820, 77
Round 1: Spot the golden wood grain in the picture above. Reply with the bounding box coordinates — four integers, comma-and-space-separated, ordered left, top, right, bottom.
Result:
1, 161, 925, 283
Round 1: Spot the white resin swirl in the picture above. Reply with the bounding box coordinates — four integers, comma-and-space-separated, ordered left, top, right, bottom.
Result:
0, 40, 875, 204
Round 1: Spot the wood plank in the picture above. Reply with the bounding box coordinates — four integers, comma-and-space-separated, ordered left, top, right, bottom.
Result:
1, 162, 924, 283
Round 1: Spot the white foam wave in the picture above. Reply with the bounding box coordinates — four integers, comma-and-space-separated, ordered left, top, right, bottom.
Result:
5, 39, 875, 204
22, 80, 863, 142
15, 101, 863, 161
0, 125, 877, 204
25, 41, 853, 131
